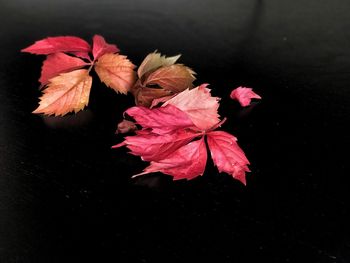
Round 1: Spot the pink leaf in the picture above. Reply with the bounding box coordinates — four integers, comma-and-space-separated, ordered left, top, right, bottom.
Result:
230, 86, 261, 107
163, 84, 221, 131
39, 52, 89, 86
125, 105, 195, 134
113, 129, 201, 161
92, 35, 119, 60
206, 131, 250, 185
21, 36, 91, 55
135, 137, 207, 180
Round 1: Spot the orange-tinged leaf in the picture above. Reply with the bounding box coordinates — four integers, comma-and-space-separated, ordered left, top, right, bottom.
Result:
33, 69, 92, 116
137, 51, 181, 78
94, 53, 136, 94
144, 64, 196, 93
21, 36, 91, 55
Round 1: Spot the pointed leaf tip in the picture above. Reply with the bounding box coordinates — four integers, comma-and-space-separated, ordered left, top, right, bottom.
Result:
92, 35, 119, 60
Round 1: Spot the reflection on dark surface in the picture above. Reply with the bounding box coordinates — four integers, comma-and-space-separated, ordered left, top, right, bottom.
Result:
42, 110, 94, 129
1, 0, 350, 262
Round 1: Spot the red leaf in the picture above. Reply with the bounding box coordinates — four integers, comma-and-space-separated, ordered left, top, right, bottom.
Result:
92, 35, 119, 60
113, 129, 201, 161
125, 105, 195, 134
21, 36, 91, 55
230, 86, 261, 107
39, 52, 89, 86
135, 137, 207, 180
164, 84, 221, 131
206, 131, 250, 185
70, 51, 91, 61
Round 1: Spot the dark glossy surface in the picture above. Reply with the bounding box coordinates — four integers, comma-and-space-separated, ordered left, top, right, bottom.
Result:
1, 0, 349, 262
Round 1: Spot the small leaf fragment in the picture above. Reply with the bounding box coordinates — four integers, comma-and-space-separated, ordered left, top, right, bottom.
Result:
230, 86, 261, 107
116, 120, 137, 134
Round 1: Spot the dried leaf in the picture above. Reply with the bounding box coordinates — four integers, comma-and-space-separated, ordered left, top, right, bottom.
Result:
94, 53, 136, 94
135, 87, 172, 107
116, 120, 137, 134
150, 94, 176, 108
39, 52, 89, 86
206, 131, 250, 185
164, 84, 220, 130
144, 64, 196, 93
137, 51, 181, 78
135, 137, 207, 180
92, 35, 119, 60
230, 86, 261, 107
21, 36, 91, 55
125, 105, 195, 134
33, 69, 92, 116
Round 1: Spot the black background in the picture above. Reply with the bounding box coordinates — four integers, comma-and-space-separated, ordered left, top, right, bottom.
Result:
1, 0, 349, 262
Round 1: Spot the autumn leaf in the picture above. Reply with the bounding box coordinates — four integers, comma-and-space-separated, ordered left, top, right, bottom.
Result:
21, 36, 91, 55
134, 137, 207, 180
230, 86, 261, 107
134, 85, 172, 107
206, 131, 250, 185
163, 84, 220, 130
133, 52, 195, 107
92, 35, 119, 60
33, 69, 92, 116
94, 53, 136, 94
137, 51, 181, 79
39, 52, 89, 86
115, 84, 251, 183
144, 64, 196, 93
125, 105, 195, 134
116, 120, 137, 134
70, 51, 91, 61
113, 129, 201, 161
